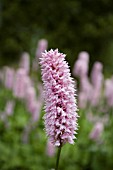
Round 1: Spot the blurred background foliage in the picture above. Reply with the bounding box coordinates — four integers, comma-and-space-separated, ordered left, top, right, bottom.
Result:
0, 85, 113, 170
0, 0, 113, 74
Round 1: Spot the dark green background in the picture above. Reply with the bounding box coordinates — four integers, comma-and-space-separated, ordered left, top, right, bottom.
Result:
0, 0, 113, 74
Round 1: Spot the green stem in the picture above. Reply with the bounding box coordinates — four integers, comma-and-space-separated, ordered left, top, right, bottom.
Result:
55, 146, 62, 170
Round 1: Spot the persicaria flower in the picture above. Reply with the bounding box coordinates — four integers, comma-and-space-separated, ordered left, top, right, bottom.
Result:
104, 78, 113, 107
4, 67, 15, 89
5, 100, 15, 116
90, 61, 103, 89
89, 122, 104, 141
13, 69, 27, 98
40, 49, 78, 146
19, 52, 30, 74
36, 39, 48, 59
73, 51, 89, 78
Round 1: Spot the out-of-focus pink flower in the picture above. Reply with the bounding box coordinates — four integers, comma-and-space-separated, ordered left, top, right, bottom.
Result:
25, 86, 36, 111
78, 51, 89, 62
80, 76, 92, 99
90, 88, 101, 106
5, 100, 15, 116
24, 76, 33, 92
78, 75, 92, 108
13, 69, 27, 98
25, 87, 40, 119
104, 78, 113, 107
78, 92, 87, 109
28, 99, 42, 123
32, 39, 48, 71
73, 51, 89, 77
46, 140, 55, 157
90, 62, 103, 106
40, 49, 78, 146
36, 39, 48, 59
25, 84, 43, 122
89, 122, 104, 141
19, 52, 30, 74
90, 61, 103, 89
31, 101, 42, 122
4, 67, 15, 89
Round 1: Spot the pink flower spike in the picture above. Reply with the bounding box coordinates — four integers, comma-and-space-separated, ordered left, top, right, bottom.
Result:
40, 49, 79, 146
90, 61, 103, 89
5, 100, 15, 116
36, 39, 48, 59
73, 51, 89, 77
19, 52, 30, 74
89, 122, 104, 141
4, 67, 15, 89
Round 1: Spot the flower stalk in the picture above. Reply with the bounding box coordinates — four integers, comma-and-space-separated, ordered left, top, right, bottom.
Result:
55, 146, 62, 170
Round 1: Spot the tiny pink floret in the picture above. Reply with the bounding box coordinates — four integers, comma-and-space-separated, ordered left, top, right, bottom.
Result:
40, 49, 78, 146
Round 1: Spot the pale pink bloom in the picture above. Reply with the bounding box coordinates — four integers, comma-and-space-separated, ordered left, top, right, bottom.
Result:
73, 60, 88, 77
104, 79, 112, 98
19, 52, 30, 74
4, 67, 15, 89
32, 39, 48, 71
78, 51, 89, 62
25, 86, 42, 122
78, 75, 92, 108
24, 76, 33, 91
89, 122, 104, 141
73, 51, 89, 77
80, 75, 92, 102
5, 100, 15, 116
27, 99, 42, 123
25, 86, 36, 111
90, 61, 103, 90
46, 140, 55, 157
36, 39, 48, 59
40, 49, 78, 146
104, 78, 113, 107
13, 69, 27, 98
78, 92, 87, 109
80, 76, 91, 93
90, 89, 100, 106
90, 62, 103, 106
31, 101, 42, 122
25, 85, 43, 122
